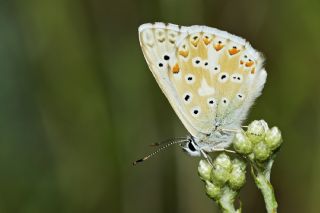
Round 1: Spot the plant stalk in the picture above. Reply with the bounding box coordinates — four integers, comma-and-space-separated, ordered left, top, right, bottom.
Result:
251, 160, 278, 213
218, 187, 241, 213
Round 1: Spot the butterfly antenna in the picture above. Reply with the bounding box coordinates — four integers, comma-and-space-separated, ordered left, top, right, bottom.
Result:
149, 137, 188, 147
133, 139, 189, 165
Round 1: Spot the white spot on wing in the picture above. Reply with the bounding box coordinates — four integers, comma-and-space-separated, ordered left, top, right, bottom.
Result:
141, 31, 154, 46
209, 64, 220, 74
202, 60, 209, 69
183, 92, 192, 104
192, 57, 202, 67
207, 97, 216, 107
218, 72, 229, 83
154, 29, 166, 42
173, 71, 182, 79
237, 93, 245, 100
198, 78, 215, 96
190, 106, 201, 117
185, 74, 195, 84
230, 73, 243, 83
221, 97, 229, 105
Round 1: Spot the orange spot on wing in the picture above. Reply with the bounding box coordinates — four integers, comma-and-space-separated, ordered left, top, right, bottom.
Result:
228, 48, 240, 55
245, 61, 254, 67
172, 63, 180, 73
191, 40, 198, 47
179, 50, 189, 57
214, 44, 224, 51
203, 37, 211, 45
240, 60, 244, 65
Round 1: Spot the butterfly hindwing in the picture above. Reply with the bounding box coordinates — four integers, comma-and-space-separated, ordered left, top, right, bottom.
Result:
139, 23, 267, 140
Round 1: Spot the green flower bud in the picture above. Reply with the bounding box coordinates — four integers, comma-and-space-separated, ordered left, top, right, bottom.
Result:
247, 120, 269, 144
233, 132, 253, 154
205, 180, 221, 200
198, 160, 213, 181
211, 164, 230, 186
232, 158, 246, 171
228, 159, 246, 190
229, 168, 246, 190
214, 153, 232, 171
265, 126, 282, 151
253, 141, 271, 161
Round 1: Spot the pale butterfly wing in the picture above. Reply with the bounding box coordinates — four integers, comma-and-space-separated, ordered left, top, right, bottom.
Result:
138, 23, 267, 145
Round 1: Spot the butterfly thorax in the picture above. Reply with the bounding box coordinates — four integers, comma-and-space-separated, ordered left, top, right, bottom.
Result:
196, 128, 235, 152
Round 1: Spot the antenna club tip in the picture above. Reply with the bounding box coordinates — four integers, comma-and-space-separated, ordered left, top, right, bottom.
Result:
133, 158, 144, 165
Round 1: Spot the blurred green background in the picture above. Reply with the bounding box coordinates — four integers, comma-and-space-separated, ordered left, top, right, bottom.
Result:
0, 0, 319, 212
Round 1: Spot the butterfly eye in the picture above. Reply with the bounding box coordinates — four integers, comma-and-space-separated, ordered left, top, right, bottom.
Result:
185, 74, 195, 84
218, 72, 229, 83
188, 141, 196, 151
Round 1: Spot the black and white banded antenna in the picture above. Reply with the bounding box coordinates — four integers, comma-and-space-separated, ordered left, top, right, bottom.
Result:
149, 137, 189, 147
133, 138, 189, 165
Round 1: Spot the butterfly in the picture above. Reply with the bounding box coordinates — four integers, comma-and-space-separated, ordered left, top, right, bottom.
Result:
135, 22, 266, 164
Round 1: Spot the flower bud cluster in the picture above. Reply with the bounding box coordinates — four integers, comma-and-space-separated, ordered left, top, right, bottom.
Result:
198, 154, 246, 200
233, 120, 282, 161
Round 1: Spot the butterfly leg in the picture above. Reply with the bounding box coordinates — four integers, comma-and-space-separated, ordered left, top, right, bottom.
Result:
212, 148, 236, 154
219, 128, 241, 133
200, 150, 213, 166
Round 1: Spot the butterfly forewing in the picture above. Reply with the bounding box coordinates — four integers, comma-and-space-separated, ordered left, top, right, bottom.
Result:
139, 23, 202, 138
139, 23, 267, 143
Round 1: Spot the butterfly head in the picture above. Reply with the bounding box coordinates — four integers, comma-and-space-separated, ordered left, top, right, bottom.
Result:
181, 136, 201, 156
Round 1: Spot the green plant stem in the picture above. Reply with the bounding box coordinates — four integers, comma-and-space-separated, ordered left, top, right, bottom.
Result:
218, 187, 241, 213
251, 159, 278, 213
